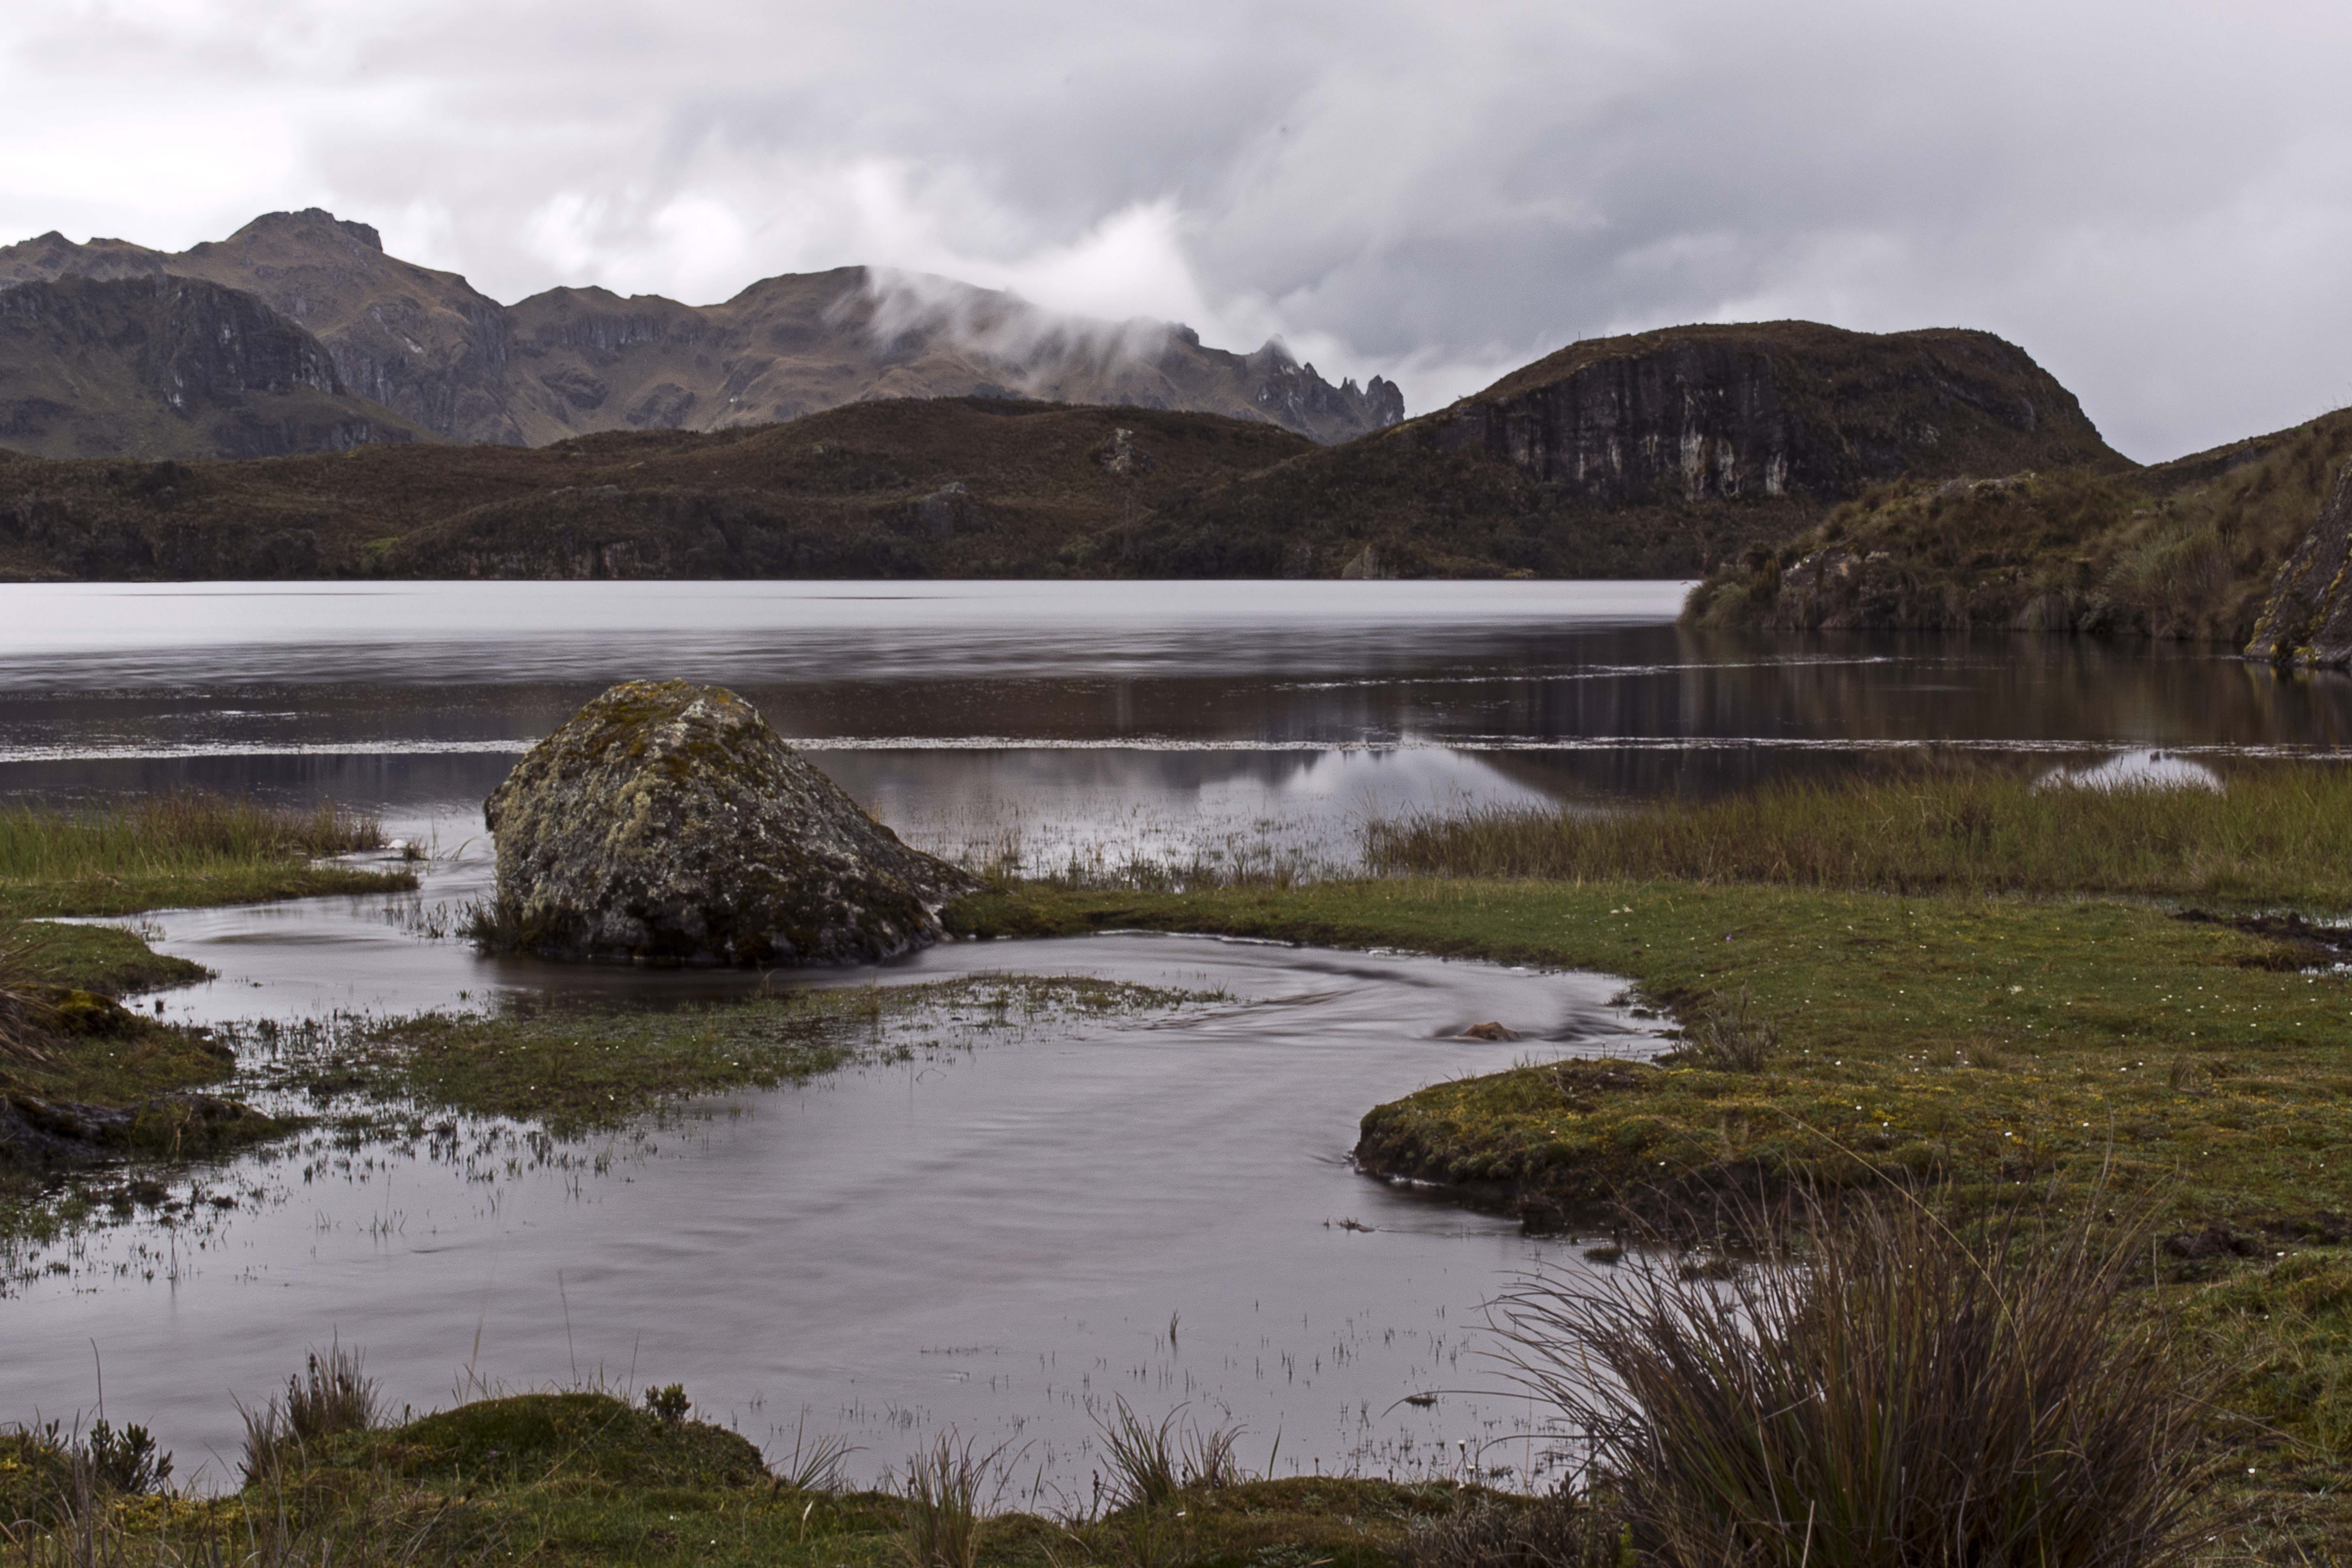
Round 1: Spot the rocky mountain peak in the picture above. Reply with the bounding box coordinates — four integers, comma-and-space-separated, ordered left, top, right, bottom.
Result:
0, 212, 1408, 456
214, 208, 387, 256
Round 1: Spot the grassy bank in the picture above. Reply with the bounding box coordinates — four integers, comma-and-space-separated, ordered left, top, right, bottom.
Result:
2, 1381, 1490, 1568
0, 794, 414, 1207
1681, 407, 2352, 642
946, 878, 2350, 1234
951, 874, 2352, 1550
1364, 761, 2352, 904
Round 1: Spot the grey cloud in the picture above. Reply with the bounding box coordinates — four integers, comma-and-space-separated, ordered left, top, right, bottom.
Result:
6, 0, 2350, 459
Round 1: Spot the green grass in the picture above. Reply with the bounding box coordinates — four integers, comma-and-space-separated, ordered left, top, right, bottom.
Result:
1364, 761, 2352, 905
948, 875, 2352, 1553
946, 879, 2349, 1231
0, 792, 412, 918
5, 918, 207, 999
0, 794, 413, 1221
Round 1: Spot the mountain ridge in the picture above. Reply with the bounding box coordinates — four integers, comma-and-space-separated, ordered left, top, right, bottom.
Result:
0, 311, 2138, 585
0, 272, 429, 460
0, 210, 1404, 456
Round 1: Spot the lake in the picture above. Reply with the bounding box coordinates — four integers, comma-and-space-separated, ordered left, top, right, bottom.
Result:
2, 579, 2347, 1493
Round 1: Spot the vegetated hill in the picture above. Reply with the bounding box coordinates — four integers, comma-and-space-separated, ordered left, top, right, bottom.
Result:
1682, 408, 2352, 645
0, 274, 429, 460
0, 210, 1402, 451
1113, 321, 2129, 578
0, 399, 1319, 580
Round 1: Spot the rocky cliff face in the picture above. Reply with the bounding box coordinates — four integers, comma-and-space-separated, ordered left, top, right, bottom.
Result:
2245, 460, 2352, 667
1120, 321, 2123, 581
176, 211, 521, 443
0, 274, 424, 460
1414, 322, 2124, 505
0, 210, 517, 445
0, 212, 1403, 453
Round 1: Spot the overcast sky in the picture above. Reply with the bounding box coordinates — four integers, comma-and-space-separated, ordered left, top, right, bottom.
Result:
6, 0, 2349, 460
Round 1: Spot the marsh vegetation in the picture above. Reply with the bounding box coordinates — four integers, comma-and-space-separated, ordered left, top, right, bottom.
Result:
0, 792, 408, 919
9, 759, 2352, 1561
1363, 760, 2352, 903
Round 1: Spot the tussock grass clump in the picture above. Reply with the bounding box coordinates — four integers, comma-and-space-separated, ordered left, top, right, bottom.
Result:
241, 1341, 381, 1485
1092, 1397, 1244, 1509
0, 929, 58, 1067
1677, 985, 1776, 1072
1364, 762, 2352, 904
1495, 1192, 2218, 1568
896, 1433, 1003, 1568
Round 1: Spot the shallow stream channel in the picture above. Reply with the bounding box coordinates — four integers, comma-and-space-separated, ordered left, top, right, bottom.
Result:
15, 864, 1668, 1496
6, 579, 2351, 1496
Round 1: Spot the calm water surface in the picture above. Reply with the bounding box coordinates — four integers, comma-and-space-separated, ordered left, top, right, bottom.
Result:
5, 580, 2350, 1491
4, 579, 2347, 870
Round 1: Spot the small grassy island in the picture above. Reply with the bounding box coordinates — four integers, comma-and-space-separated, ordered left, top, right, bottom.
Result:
4, 769, 2350, 1564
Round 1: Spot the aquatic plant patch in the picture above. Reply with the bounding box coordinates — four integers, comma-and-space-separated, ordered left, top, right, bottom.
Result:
235, 974, 1232, 1137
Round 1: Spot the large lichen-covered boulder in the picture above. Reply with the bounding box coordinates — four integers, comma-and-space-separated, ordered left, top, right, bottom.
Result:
2247, 459, 2352, 667
483, 680, 975, 965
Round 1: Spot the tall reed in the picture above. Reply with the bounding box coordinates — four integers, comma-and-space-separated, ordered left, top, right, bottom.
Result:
1365, 762, 2352, 903
896, 1433, 1003, 1568
1090, 1398, 1244, 1510
0, 794, 383, 883
241, 1342, 381, 1487
1492, 1192, 2218, 1568
0, 928, 56, 1065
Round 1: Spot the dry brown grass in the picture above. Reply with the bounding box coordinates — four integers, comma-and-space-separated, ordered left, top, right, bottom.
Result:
1493, 1190, 2221, 1568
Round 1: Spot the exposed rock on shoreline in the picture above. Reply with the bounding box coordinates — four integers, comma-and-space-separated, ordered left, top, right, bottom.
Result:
2245, 459, 2352, 667
483, 680, 975, 965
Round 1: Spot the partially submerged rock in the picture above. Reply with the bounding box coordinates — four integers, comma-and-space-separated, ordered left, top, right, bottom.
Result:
483, 679, 975, 965
2246, 459, 2352, 667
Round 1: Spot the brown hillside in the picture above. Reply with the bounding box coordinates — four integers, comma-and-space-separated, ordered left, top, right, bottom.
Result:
1685, 408, 2352, 645
1120, 321, 2128, 578
0, 398, 1315, 580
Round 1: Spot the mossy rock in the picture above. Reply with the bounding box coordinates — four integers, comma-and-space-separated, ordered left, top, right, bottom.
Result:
343, 1393, 768, 1489
45, 987, 140, 1037
2, 1088, 281, 1170
483, 680, 976, 965
122, 1092, 282, 1157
